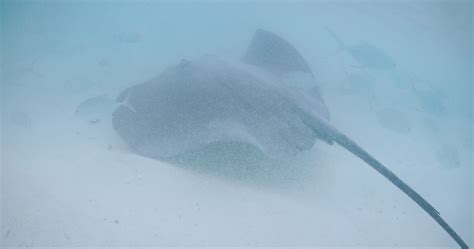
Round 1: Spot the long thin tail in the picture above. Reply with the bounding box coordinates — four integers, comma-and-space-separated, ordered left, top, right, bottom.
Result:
304, 114, 468, 248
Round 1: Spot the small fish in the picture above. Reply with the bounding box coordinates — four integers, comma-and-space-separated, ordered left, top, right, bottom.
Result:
326, 26, 396, 69
412, 83, 446, 116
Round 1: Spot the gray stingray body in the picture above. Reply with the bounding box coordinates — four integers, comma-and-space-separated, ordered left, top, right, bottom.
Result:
113, 55, 328, 161
112, 29, 467, 248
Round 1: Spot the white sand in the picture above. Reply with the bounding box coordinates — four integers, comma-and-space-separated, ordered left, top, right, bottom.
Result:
1, 1, 471, 248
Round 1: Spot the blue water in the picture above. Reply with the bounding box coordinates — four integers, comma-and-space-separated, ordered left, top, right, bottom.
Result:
1, 1, 472, 248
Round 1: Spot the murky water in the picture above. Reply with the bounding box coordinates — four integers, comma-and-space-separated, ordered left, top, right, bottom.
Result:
1, 1, 472, 248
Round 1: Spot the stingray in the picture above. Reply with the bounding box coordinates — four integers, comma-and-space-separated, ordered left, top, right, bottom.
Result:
112, 29, 467, 248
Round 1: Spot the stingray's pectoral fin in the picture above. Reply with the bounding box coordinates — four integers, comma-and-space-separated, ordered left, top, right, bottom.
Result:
116, 86, 134, 103
305, 115, 468, 249
242, 29, 313, 76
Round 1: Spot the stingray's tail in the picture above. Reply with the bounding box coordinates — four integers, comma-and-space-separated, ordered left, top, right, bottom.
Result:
302, 114, 468, 249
